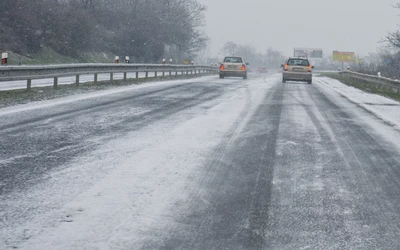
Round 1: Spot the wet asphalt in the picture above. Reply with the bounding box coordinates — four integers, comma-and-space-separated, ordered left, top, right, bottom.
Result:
1, 74, 400, 249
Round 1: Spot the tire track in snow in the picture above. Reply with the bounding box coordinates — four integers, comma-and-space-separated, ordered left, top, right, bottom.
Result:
149, 81, 284, 249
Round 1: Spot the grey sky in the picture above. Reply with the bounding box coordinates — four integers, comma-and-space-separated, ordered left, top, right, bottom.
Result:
198, 0, 400, 57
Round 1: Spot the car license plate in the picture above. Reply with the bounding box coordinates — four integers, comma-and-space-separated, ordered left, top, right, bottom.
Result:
228, 65, 237, 69
293, 68, 303, 72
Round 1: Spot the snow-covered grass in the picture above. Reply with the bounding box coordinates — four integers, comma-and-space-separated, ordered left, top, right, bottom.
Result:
321, 72, 400, 102
316, 76, 400, 131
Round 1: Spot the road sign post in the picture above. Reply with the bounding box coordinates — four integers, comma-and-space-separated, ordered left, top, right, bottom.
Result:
2, 53, 8, 65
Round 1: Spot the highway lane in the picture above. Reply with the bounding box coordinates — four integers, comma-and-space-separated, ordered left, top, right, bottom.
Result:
1, 74, 400, 249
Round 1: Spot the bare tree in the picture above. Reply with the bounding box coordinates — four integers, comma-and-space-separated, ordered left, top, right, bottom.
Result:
221, 42, 238, 56
385, 3, 400, 49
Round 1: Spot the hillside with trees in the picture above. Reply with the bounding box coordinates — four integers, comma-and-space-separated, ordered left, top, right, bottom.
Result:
0, 0, 207, 63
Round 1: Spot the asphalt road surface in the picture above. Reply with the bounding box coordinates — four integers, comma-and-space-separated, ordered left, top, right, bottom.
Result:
1, 74, 400, 249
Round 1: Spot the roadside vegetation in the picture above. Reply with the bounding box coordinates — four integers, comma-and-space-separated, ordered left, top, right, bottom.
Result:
347, 3, 400, 79
0, 0, 207, 64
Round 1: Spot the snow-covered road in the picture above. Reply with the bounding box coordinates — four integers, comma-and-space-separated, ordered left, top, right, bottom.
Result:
1, 74, 400, 249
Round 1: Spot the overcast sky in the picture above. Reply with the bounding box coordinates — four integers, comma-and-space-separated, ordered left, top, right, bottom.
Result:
197, 0, 400, 57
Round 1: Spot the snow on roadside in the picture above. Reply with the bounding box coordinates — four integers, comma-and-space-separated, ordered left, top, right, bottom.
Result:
317, 77, 400, 130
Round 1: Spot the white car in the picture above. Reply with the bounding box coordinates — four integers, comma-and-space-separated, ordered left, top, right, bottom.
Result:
281, 57, 314, 84
219, 56, 249, 79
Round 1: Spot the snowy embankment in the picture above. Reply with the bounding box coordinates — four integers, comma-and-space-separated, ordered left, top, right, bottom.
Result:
316, 76, 400, 130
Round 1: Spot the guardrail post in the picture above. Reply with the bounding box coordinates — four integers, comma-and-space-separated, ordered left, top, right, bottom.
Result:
53, 77, 58, 88
76, 75, 80, 86
187, 70, 189, 75
175, 71, 178, 76
162, 71, 165, 77
27, 79, 32, 90
155, 71, 158, 77
110, 73, 113, 82
94, 74, 98, 83
136, 72, 139, 79
123, 72, 127, 81
145, 72, 148, 78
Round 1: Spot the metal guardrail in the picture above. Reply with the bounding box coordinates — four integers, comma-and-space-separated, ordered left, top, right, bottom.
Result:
0, 63, 218, 90
338, 70, 400, 94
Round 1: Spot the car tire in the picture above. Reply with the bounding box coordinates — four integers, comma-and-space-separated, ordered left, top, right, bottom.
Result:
307, 80, 312, 84
243, 75, 247, 80
219, 75, 224, 79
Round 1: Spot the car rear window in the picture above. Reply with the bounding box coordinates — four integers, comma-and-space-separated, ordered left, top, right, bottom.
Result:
224, 57, 243, 63
288, 59, 309, 66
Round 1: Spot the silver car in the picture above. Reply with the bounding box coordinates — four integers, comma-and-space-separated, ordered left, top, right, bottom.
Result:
219, 56, 248, 79
281, 57, 314, 84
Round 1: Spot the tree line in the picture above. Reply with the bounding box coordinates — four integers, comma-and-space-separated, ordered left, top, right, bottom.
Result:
220, 42, 286, 68
0, 0, 207, 62
350, 3, 400, 78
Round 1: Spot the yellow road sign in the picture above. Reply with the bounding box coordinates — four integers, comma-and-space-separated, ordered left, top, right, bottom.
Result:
333, 51, 355, 62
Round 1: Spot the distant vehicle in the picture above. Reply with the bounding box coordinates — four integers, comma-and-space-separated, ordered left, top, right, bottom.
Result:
281, 57, 314, 84
257, 67, 268, 73
219, 56, 249, 79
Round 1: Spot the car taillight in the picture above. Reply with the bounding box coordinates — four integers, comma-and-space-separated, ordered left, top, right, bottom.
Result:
220, 64, 225, 71
284, 64, 288, 71
308, 65, 312, 72
241, 64, 246, 71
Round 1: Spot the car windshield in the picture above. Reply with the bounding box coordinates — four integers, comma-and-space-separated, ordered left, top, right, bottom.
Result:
224, 57, 243, 63
2, 1, 400, 250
